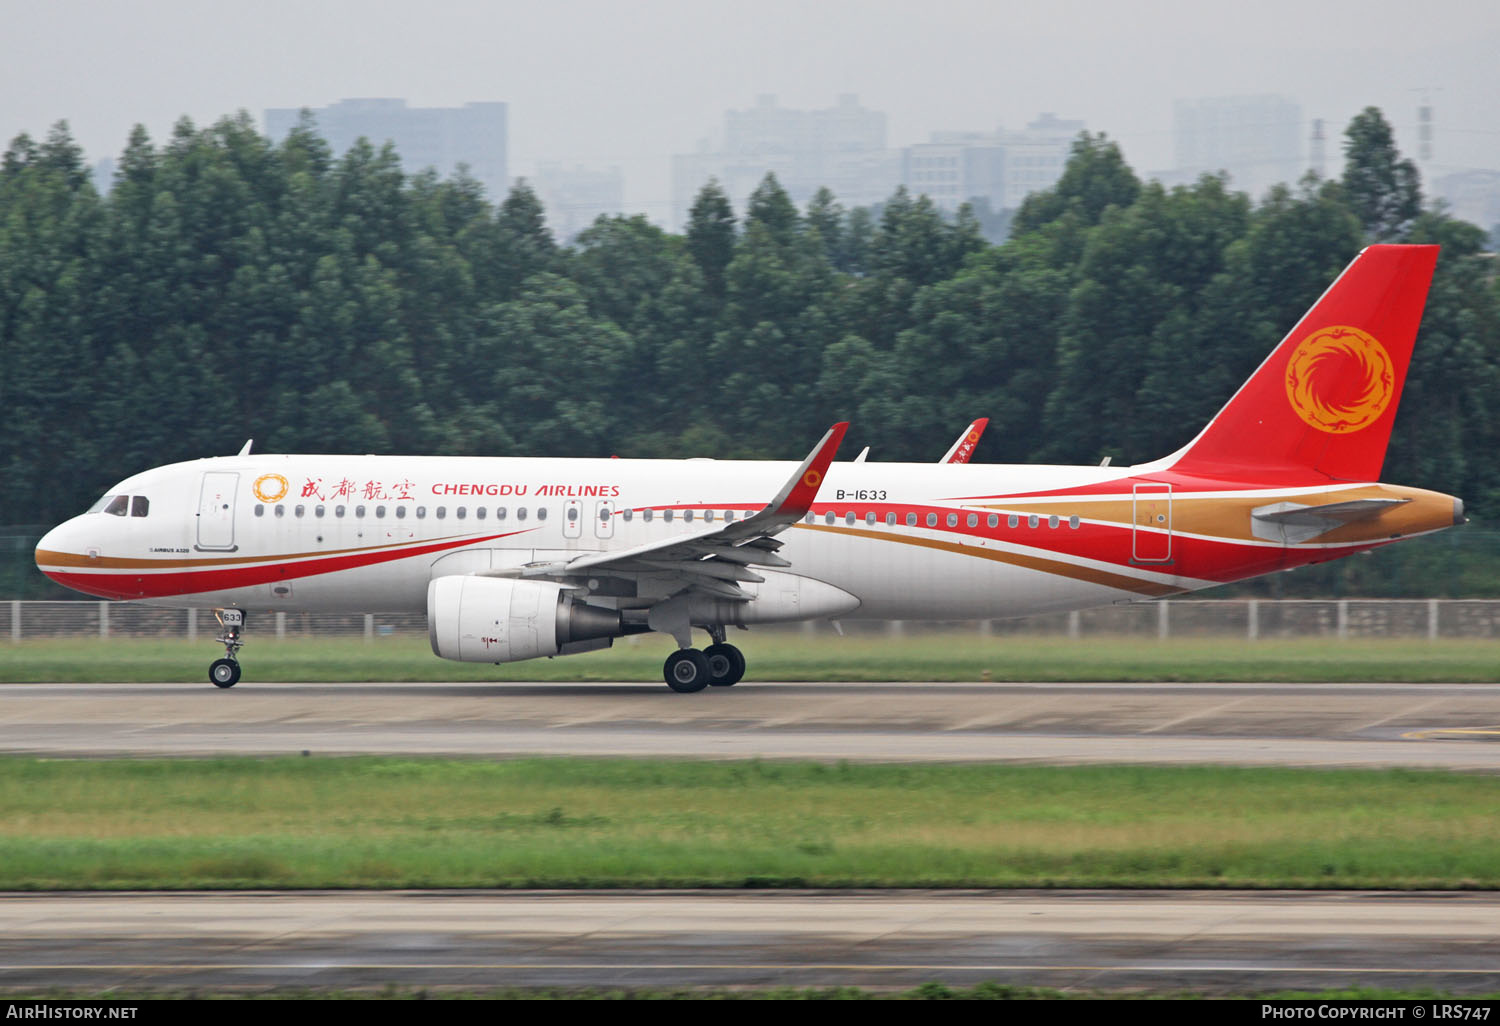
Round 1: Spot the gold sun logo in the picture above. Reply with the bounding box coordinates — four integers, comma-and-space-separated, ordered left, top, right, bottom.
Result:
1284, 326, 1394, 434
253, 473, 289, 503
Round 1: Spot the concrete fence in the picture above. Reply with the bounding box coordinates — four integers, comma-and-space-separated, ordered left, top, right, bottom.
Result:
8, 598, 1500, 643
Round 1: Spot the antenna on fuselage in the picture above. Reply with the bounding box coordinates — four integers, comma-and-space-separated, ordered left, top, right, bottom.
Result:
238, 439, 254, 456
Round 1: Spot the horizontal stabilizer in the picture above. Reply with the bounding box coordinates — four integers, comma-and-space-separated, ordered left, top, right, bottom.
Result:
1251, 497, 1410, 544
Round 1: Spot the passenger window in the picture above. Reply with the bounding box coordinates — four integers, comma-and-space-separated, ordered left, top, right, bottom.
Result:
1008, 514, 1018, 528
987, 513, 999, 528
496, 507, 507, 520
865, 512, 876, 525
643, 509, 653, 522
946, 513, 958, 527
601, 507, 612, 522
275, 505, 286, 518
457, 507, 467, 520
335, 505, 346, 518
1028, 515, 1039, 528
375, 505, 387, 518
1069, 515, 1080, 530
295, 505, 305, 518
567, 507, 579, 522
537, 507, 548, 521
104, 495, 129, 517
476, 507, 487, 520
355, 505, 366, 518
966, 513, 977, 528
704, 510, 715, 523
131, 496, 150, 517
684, 510, 695, 522
315, 505, 325, 518
517, 507, 528, 521
885, 513, 896, 526
845, 512, 855, 525
395, 506, 407, 519
926, 513, 937, 527
1048, 515, 1060, 529
254, 504, 265, 518
622, 508, 633, 521
824, 511, 835, 525
663, 509, 674, 523
906, 513, 916, 526
725, 510, 735, 522
436, 507, 446, 520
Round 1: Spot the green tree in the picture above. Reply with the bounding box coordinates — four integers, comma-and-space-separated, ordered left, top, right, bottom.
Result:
1342, 107, 1422, 242
684, 179, 736, 299
1012, 132, 1140, 236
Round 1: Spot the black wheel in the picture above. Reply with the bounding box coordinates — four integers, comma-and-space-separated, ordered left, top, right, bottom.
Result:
664, 649, 711, 693
209, 658, 241, 688
704, 642, 746, 686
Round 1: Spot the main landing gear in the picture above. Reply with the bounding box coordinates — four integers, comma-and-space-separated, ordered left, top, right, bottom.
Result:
208, 608, 245, 688
662, 626, 746, 693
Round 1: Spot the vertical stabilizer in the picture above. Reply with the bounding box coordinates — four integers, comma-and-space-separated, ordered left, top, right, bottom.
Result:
1168, 244, 1438, 481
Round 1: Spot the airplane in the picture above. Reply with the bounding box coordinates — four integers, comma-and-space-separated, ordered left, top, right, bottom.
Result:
941, 418, 990, 464
35, 244, 1464, 692
852, 418, 990, 464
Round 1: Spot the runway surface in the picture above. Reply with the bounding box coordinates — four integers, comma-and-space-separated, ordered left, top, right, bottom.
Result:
2, 680, 1500, 769
3, 681, 1498, 994
4, 889, 1499, 993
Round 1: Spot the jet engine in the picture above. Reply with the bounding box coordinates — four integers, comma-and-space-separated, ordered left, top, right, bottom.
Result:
427, 576, 625, 663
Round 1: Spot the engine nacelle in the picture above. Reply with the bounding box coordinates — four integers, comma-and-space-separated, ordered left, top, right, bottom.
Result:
427, 576, 624, 663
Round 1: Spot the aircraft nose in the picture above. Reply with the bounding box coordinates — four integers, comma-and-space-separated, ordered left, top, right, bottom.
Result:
34, 518, 87, 582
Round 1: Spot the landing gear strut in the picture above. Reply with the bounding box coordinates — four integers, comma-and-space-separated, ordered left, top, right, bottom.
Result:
661, 625, 746, 691
209, 609, 244, 688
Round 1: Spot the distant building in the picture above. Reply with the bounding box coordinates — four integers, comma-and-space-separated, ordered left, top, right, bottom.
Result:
532, 163, 626, 243
899, 114, 1083, 214
998, 113, 1084, 210
1173, 94, 1303, 198
90, 157, 115, 195
671, 94, 900, 230
903, 132, 1005, 213
1433, 170, 1500, 237
263, 98, 508, 203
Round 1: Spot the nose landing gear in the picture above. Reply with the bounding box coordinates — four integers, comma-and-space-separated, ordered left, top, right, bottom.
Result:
209, 609, 245, 688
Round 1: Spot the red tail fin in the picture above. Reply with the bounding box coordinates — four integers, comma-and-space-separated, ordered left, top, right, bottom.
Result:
1169, 244, 1439, 482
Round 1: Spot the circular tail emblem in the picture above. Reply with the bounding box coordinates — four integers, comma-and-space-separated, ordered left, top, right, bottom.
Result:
803, 470, 822, 488
1284, 326, 1394, 434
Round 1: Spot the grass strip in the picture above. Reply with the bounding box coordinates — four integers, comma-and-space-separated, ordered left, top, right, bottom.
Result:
3, 756, 1499, 890
7, 635, 1500, 683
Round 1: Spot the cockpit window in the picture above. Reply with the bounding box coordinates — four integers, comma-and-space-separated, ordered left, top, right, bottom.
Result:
103, 495, 129, 517
131, 496, 149, 518
87, 494, 115, 514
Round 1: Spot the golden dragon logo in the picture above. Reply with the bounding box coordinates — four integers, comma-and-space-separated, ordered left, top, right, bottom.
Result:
1284, 325, 1394, 434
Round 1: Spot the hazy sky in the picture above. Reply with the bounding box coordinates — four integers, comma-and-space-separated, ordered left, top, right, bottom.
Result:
4, 0, 1497, 221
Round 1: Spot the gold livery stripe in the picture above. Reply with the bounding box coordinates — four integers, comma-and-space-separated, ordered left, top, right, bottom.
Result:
795, 523, 1180, 598
972, 484, 1452, 546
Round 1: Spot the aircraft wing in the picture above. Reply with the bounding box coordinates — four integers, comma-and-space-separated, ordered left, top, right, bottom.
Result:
497, 423, 849, 600
941, 418, 989, 464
